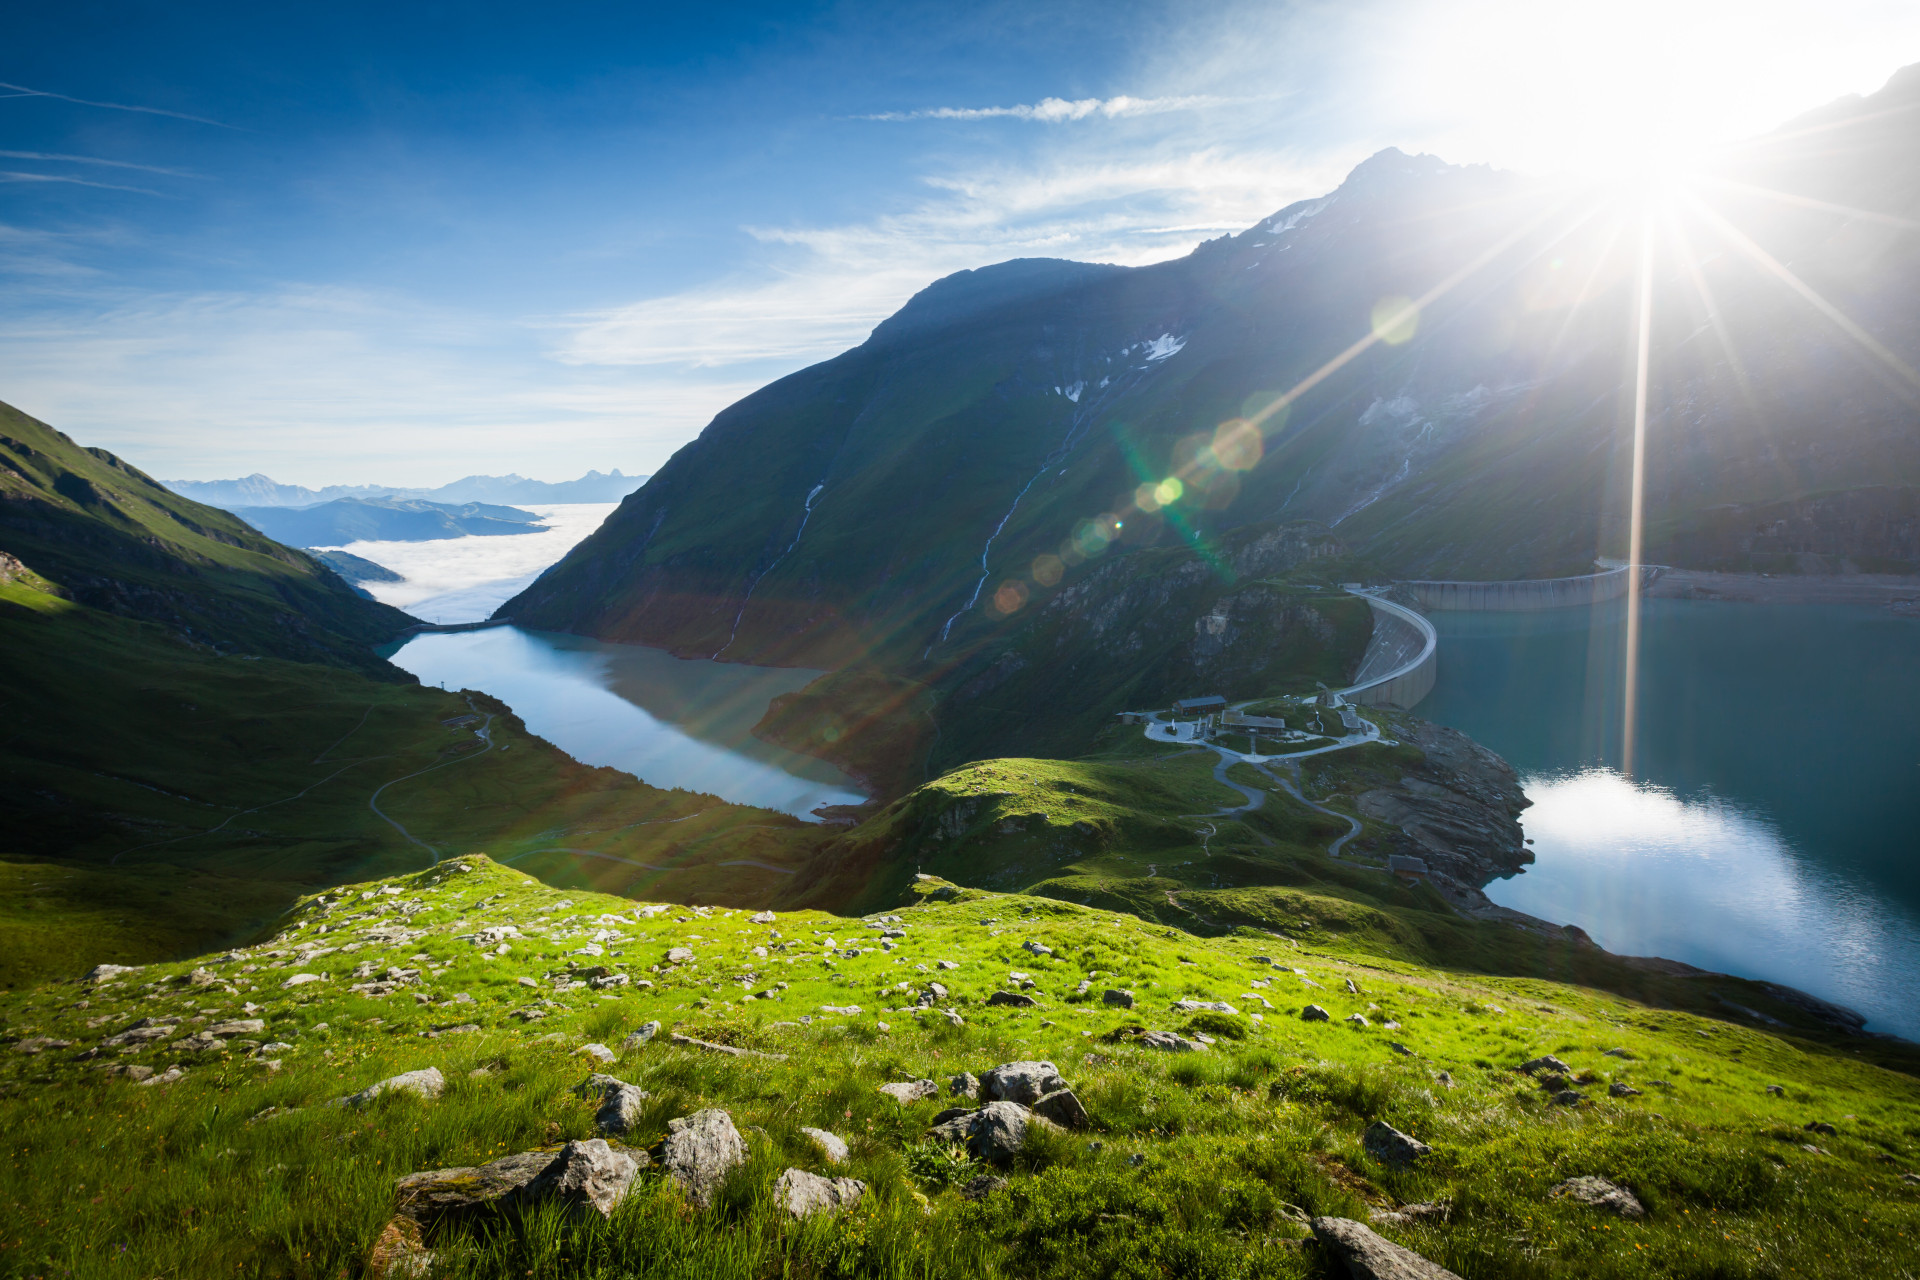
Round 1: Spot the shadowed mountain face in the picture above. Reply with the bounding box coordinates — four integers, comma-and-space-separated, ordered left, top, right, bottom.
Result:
505, 68, 1920, 673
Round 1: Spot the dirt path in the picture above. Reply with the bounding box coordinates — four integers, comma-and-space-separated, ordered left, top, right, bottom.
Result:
367, 704, 496, 863
1252, 760, 1363, 858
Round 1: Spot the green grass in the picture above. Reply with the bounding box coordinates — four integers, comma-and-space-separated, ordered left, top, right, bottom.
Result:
1, 856, 1915, 1280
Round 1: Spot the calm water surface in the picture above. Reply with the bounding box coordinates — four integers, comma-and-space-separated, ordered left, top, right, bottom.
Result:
1419, 597, 1920, 1039
388, 626, 864, 820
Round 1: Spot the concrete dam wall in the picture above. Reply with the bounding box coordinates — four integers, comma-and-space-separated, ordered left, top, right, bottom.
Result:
1400, 564, 1659, 611
1342, 594, 1437, 710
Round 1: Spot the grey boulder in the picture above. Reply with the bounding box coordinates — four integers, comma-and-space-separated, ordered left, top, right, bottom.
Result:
339, 1067, 445, 1108
1311, 1216, 1463, 1279
948, 1072, 982, 1100
1101, 989, 1135, 1009
929, 1100, 1058, 1164
981, 1060, 1067, 1105
800, 1127, 849, 1163
1301, 1005, 1331, 1022
878, 1079, 939, 1104
1550, 1175, 1645, 1219
657, 1108, 747, 1207
773, 1167, 865, 1217
1138, 1030, 1204, 1052
521, 1139, 642, 1218
572, 1073, 650, 1134
395, 1150, 562, 1226
1032, 1087, 1090, 1130
1362, 1121, 1432, 1168
986, 991, 1038, 1008
1518, 1055, 1572, 1076
623, 1021, 662, 1049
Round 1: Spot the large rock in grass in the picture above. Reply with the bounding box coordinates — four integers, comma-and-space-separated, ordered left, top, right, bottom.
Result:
1031, 1088, 1089, 1129
986, 991, 1039, 1008
656, 1109, 747, 1207
521, 1139, 641, 1218
981, 1060, 1067, 1105
929, 1100, 1058, 1164
1311, 1216, 1463, 1279
878, 1079, 939, 1103
1550, 1176, 1645, 1218
1518, 1055, 1572, 1076
1138, 1030, 1204, 1052
571, 1073, 650, 1135
773, 1168, 865, 1217
801, 1127, 849, 1163
395, 1150, 561, 1227
338, 1067, 445, 1108
1361, 1121, 1431, 1168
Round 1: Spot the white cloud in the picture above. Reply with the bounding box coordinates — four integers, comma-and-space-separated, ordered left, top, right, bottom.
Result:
862, 94, 1232, 123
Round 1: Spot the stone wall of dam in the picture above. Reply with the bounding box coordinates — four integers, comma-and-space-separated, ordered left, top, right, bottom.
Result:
1400, 564, 1659, 611
1343, 595, 1437, 710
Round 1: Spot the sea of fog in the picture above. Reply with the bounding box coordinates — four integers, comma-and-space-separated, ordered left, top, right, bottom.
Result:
319, 502, 616, 623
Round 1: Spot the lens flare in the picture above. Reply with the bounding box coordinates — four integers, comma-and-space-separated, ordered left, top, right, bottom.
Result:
1031, 554, 1064, 587
1134, 482, 1162, 512
1211, 418, 1263, 471
1370, 295, 1421, 345
1154, 476, 1184, 506
991, 580, 1029, 615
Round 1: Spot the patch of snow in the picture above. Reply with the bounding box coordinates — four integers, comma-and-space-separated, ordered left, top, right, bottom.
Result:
1143, 333, 1186, 362
1063, 380, 1085, 403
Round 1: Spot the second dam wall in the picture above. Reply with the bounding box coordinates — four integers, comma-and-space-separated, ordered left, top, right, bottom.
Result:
1400, 565, 1659, 611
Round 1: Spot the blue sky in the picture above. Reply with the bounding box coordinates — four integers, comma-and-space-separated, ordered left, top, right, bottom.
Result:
4, 0, 1917, 486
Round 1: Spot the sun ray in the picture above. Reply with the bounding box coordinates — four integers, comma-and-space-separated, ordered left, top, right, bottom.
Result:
1623, 214, 1654, 778
1687, 192, 1920, 398
1699, 177, 1920, 232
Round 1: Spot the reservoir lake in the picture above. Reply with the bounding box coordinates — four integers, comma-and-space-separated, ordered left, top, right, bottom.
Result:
388, 626, 865, 821
1419, 596, 1920, 1040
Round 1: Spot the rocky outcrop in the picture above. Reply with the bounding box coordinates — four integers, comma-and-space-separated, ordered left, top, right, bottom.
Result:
930, 1100, 1059, 1164
656, 1108, 747, 1207
1311, 1216, 1463, 1279
773, 1168, 866, 1217
1362, 1121, 1432, 1168
1346, 716, 1530, 888
1550, 1176, 1645, 1218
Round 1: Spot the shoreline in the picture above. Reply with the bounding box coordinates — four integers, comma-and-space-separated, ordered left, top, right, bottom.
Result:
1646, 568, 1920, 608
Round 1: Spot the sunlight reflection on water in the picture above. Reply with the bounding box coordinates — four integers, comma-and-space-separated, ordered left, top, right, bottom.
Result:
1489, 767, 1920, 1037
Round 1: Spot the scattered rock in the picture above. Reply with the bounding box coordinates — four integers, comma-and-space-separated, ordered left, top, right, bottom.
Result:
981, 1060, 1067, 1105
1344, 978, 1361, 994
1518, 1055, 1572, 1076
1805, 1121, 1838, 1137
1301, 1005, 1331, 1022
879, 1079, 939, 1104
1345, 1014, 1370, 1028
576, 1043, 616, 1065
1603, 1048, 1635, 1059
773, 1168, 865, 1217
1609, 1082, 1642, 1098
338, 1067, 445, 1108
573, 1073, 650, 1134
139, 1066, 186, 1087
1022, 940, 1052, 956
750, 911, 776, 924
1032, 1088, 1090, 1130
395, 1150, 557, 1226
1311, 1216, 1463, 1280
819, 1005, 863, 1016
522, 1138, 642, 1218
1102, 989, 1135, 1009
365, 1216, 434, 1279
801, 1127, 849, 1164
208, 1019, 266, 1038
282, 973, 322, 988
86, 963, 139, 984
1138, 1030, 1204, 1052
1765, 1084, 1785, 1096
1551, 1176, 1645, 1219
986, 991, 1039, 1008
1551, 1090, 1586, 1106
666, 947, 694, 965
9, 1037, 71, 1055
1362, 1121, 1432, 1168
1172, 999, 1239, 1015
1387, 1042, 1415, 1057
1369, 1202, 1449, 1227
949, 1072, 982, 1100
962, 1174, 1009, 1201
657, 1109, 747, 1207
930, 1100, 1058, 1164
107, 1064, 154, 1082
623, 1021, 662, 1049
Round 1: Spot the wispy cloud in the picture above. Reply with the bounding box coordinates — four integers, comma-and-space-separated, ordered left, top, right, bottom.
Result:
0, 171, 163, 196
0, 150, 203, 178
0, 80, 239, 129
862, 94, 1230, 123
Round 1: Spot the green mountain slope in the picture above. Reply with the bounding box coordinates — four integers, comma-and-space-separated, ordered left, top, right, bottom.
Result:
505, 66, 1920, 681
0, 856, 1912, 1280
0, 400, 412, 675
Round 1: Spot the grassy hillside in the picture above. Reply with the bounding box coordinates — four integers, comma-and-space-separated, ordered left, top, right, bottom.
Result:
0, 579, 827, 987
1, 856, 1913, 1280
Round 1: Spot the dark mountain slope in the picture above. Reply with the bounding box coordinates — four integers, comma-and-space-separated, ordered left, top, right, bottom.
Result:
0, 400, 412, 676
507, 68, 1920, 677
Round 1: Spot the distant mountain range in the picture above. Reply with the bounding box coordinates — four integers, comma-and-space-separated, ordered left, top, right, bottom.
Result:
504, 63, 1920, 674
162, 468, 648, 510
232, 496, 548, 547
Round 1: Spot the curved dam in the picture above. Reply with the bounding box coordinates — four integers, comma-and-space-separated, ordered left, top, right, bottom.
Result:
1399, 564, 1660, 611
1341, 594, 1437, 710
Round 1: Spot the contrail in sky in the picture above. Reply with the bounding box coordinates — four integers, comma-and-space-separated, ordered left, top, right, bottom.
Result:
0, 80, 239, 129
